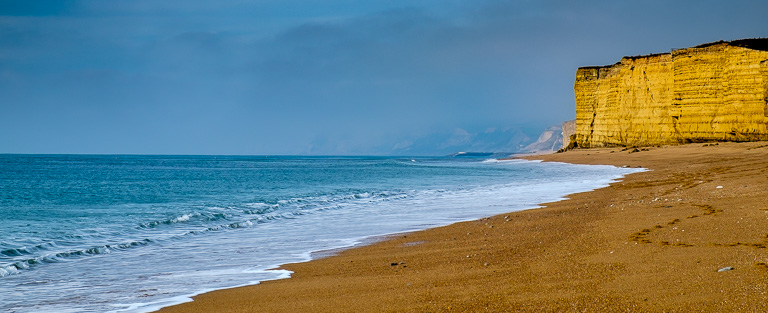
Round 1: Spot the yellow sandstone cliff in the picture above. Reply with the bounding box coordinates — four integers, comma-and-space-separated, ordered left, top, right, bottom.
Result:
573, 39, 768, 148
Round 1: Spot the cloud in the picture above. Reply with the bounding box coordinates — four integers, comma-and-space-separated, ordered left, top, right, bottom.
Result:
1, 0, 767, 154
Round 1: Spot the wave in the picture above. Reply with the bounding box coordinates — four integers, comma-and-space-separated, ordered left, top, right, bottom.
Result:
481, 158, 534, 164
1, 242, 57, 257
0, 189, 417, 279
0, 239, 154, 278
138, 211, 229, 229
242, 191, 409, 217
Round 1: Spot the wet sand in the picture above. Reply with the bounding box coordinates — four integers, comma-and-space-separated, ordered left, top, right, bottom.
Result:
158, 142, 768, 312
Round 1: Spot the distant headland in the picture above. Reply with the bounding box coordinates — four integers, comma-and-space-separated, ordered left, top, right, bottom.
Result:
563, 38, 768, 148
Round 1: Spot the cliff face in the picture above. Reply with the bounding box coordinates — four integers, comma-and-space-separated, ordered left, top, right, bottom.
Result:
521, 125, 564, 153
574, 39, 768, 147
561, 120, 576, 149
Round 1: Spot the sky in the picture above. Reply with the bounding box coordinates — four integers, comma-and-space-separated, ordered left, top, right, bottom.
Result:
1, 0, 766, 155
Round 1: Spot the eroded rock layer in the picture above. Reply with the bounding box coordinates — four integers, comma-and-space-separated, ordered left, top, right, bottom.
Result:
574, 39, 768, 147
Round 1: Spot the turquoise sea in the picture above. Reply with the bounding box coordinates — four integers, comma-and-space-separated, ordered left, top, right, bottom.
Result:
0, 155, 642, 312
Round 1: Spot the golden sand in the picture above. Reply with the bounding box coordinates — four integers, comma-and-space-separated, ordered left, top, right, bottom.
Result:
159, 142, 768, 312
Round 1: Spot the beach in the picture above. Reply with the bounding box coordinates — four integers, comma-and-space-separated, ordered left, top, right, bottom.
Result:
158, 142, 768, 312
0, 154, 634, 312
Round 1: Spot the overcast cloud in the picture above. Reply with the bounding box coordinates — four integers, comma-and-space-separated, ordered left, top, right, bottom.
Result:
1, 0, 766, 154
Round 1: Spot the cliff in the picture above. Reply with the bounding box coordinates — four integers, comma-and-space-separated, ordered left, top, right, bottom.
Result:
573, 39, 768, 148
521, 125, 564, 153
561, 120, 576, 149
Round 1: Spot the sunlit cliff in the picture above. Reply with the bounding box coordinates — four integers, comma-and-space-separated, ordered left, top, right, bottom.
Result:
572, 39, 768, 148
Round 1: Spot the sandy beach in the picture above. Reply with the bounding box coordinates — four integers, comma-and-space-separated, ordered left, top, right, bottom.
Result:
158, 142, 768, 312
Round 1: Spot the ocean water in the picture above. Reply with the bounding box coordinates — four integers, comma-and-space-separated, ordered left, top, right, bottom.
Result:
0, 155, 643, 312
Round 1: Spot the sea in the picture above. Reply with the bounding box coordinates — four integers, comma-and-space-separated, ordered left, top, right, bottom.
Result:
0, 154, 643, 312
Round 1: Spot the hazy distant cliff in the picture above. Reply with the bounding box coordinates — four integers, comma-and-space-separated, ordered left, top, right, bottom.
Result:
573, 39, 768, 148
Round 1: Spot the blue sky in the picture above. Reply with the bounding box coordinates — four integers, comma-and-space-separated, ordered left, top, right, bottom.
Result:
1, 0, 766, 154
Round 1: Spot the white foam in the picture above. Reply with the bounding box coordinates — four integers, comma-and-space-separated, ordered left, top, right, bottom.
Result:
0, 265, 19, 277
173, 214, 192, 223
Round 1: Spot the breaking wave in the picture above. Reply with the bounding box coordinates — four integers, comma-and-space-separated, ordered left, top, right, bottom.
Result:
0, 190, 415, 278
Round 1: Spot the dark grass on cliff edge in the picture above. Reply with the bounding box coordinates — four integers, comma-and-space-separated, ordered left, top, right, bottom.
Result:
579, 37, 768, 69
694, 38, 768, 51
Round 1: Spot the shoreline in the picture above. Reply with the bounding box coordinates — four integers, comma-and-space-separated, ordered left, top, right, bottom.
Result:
142, 158, 633, 313
158, 142, 768, 312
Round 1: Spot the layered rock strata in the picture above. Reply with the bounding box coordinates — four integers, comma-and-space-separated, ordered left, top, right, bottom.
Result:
574, 39, 768, 147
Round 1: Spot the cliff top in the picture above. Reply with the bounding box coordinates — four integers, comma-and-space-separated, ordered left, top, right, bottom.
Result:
694, 38, 768, 52
578, 38, 768, 70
